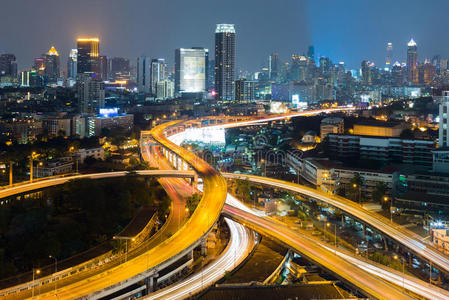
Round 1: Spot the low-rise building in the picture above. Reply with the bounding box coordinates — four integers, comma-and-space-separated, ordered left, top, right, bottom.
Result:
87, 114, 134, 137
353, 120, 405, 137
33, 159, 74, 178
75, 147, 105, 163
327, 134, 435, 167
320, 117, 344, 140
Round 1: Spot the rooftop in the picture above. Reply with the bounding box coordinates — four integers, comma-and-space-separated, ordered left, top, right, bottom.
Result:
216, 24, 235, 33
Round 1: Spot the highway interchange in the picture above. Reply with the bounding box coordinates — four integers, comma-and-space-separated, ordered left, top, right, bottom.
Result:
1, 108, 449, 299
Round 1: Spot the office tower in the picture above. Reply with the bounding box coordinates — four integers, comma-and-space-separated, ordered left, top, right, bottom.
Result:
361, 60, 373, 85
156, 80, 175, 100
77, 38, 100, 77
386, 42, 393, 68
422, 60, 436, 85
391, 62, 404, 86
307, 45, 315, 61
0, 54, 17, 77
150, 58, 166, 94
99, 56, 108, 81
290, 54, 307, 81
207, 59, 215, 90
67, 49, 78, 79
319, 57, 331, 75
110, 57, 130, 81
77, 74, 105, 114
235, 79, 255, 101
43, 46, 60, 83
34, 57, 45, 75
407, 39, 418, 84
269, 53, 280, 81
175, 47, 208, 95
137, 56, 150, 93
215, 24, 236, 100
437, 91, 449, 147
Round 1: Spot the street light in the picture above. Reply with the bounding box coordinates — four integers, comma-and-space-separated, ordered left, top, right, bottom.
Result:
384, 196, 392, 222
393, 254, 405, 290
49, 255, 57, 295
326, 222, 337, 254
32, 268, 41, 299
261, 159, 266, 177
29, 152, 38, 183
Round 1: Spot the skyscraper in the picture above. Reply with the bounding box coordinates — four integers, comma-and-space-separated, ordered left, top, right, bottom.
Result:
77, 74, 105, 114
137, 56, 150, 93
110, 57, 130, 81
77, 38, 100, 78
0, 54, 17, 78
43, 46, 60, 83
386, 42, 393, 68
175, 48, 208, 95
407, 39, 418, 84
67, 49, 78, 79
215, 24, 235, 101
150, 58, 166, 95
269, 53, 280, 81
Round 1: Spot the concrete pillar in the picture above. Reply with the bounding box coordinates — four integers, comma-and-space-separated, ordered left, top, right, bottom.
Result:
362, 224, 366, 240
201, 237, 207, 256
193, 173, 198, 189
341, 215, 345, 227
383, 236, 388, 251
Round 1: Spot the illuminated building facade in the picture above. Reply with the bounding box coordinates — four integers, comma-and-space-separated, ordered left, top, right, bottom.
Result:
150, 58, 166, 95
137, 56, 150, 93
67, 49, 78, 79
77, 74, 105, 114
215, 24, 235, 100
386, 42, 393, 69
235, 79, 255, 101
407, 39, 418, 84
77, 38, 100, 77
175, 47, 208, 95
43, 46, 60, 83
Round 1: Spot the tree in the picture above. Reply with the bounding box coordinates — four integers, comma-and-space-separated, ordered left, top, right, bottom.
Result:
372, 182, 387, 205
186, 194, 202, 215
349, 173, 363, 203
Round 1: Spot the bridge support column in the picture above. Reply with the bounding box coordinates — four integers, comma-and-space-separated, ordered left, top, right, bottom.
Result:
201, 237, 207, 256
146, 275, 157, 294
383, 236, 388, 251
341, 215, 345, 227
362, 224, 366, 240
192, 173, 198, 189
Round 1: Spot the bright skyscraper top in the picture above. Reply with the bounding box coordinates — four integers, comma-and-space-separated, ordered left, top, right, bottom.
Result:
215, 24, 235, 33
408, 38, 417, 47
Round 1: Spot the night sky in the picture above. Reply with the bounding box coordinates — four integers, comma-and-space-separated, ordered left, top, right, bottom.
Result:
1, 0, 449, 71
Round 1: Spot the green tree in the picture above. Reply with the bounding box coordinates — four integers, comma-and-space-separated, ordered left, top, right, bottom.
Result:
349, 173, 363, 203
186, 194, 202, 215
372, 182, 388, 205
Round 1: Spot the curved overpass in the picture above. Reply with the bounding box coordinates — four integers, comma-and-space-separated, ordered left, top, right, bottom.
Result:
222, 173, 449, 275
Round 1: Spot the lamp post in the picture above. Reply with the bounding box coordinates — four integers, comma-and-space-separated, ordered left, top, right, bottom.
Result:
29, 152, 37, 183
384, 196, 392, 222
327, 222, 337, 254
49, 255, 57, 294
32, 268, 40, 299
261, 159, 266, 177
394, 254, 405, 290
9, 161, 13, 187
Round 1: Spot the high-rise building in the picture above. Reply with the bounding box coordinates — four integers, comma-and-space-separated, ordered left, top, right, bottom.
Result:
269, 53, 281, 81
215, 24, 236, 100
110, 57, 130, 81
175, 47, 208, 95
77, 74, 105, 114
386, 42, 393, 68
67, 49, 78, 79
99, 56, 108, 81
361, 60, 373, 85
43, 46, 60, 83
156, 80, 175, 100
391, 62, 404, 86
407, 39, 418, 84
150, 58, 166, 94
436, 91, 449, 147
137, 56, 150, 93
77, 38, 100, 78
0, 54, 17, 78
235, 79, 255, 101
307, 46, 315, 61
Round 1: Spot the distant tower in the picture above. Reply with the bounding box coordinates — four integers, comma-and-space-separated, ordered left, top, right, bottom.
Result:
77, 38, 100, 77
269, 53, 280, 81
43, 46, 60, 83
67, 49, 78, 79
407, 39, 418, 84
150, 58, 167, 95
137, 56, 150, 93
215, 24, 236, 100
386, 42, 393, 68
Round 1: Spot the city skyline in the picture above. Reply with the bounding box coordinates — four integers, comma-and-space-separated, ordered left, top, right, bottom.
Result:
2, 0, 449, 71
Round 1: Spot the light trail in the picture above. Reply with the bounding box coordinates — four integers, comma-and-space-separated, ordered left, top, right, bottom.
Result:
145, 218, 254, 300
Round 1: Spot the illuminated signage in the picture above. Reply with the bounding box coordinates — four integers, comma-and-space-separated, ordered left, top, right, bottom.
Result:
99, 107, 119, 118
